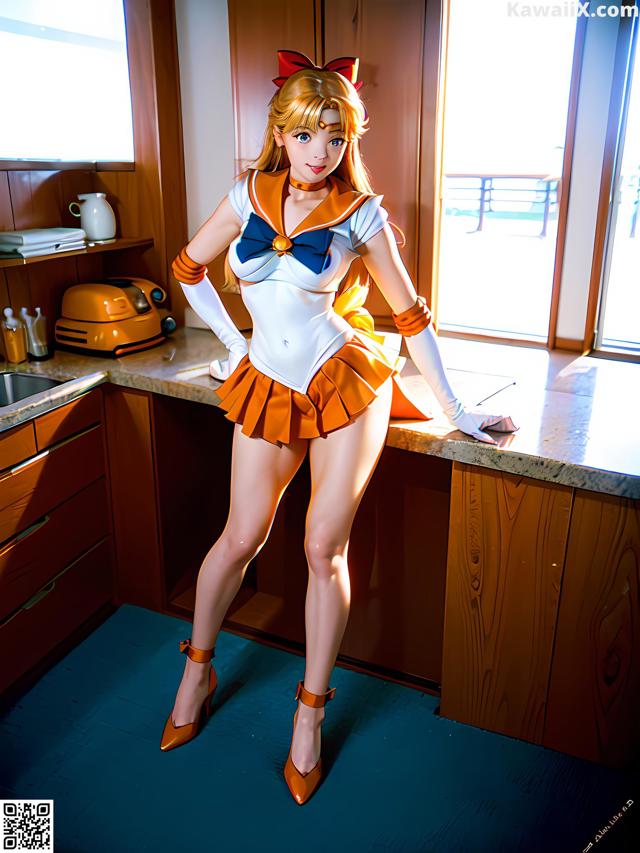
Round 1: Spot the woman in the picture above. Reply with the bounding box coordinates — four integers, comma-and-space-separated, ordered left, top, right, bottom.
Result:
163, 49, 517, 805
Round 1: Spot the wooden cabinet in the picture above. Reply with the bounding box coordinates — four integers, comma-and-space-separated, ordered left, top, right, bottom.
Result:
0, 421, 36, 470
103, 387, 233, 615
0, 424, 106, 544
0, 539, 113, 693
440, 463, 572, 740
34, 388, 103, 450
544, 490, 640, 769
0, 478, 110, 623
0, 388, 114, 696
440, 461, 640, 769
103, 386, 163, 609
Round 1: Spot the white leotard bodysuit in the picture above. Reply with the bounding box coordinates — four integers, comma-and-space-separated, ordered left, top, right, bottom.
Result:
226, 172, 390, 394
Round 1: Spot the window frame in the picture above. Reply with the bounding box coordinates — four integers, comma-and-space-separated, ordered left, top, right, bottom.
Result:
586, 6, 639, 363
0, 160, 134, 171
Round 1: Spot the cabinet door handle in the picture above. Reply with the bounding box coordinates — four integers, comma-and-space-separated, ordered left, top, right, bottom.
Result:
0, 536, 108, 631
0, 580, 55, 629
1, 424, 100, 482
2, 449, 50, 479
21, 580, 55, 611
0, 514, 50, 556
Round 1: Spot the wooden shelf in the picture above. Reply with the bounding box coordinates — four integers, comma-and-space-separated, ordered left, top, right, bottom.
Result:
0, 237, 154, 269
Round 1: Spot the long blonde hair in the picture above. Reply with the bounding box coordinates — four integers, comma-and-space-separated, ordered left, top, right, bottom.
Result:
251, 68, 372, 189
222, 66, 401, 295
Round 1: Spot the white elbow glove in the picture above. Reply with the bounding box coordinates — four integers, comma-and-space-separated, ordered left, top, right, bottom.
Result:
179, 273, 249, 381
404, 323, 518, 444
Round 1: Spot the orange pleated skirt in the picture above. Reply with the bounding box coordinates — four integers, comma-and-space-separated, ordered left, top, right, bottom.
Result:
215, 330, 434, 447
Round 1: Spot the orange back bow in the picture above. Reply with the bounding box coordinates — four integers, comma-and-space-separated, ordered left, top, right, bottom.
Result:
272, 49, 363, 91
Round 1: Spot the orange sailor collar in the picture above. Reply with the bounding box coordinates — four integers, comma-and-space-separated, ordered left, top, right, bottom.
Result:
247, 167, 372, 239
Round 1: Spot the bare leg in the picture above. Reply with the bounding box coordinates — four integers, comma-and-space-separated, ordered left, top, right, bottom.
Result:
171, 424, 308, 726
290, 378, 394, 774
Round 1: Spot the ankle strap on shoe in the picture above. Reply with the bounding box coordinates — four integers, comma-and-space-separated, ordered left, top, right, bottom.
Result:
179, 638, 215, 663
294, 680, 336, 708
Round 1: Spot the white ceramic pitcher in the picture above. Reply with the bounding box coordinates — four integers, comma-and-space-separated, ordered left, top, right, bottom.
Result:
69, 192, 116, 241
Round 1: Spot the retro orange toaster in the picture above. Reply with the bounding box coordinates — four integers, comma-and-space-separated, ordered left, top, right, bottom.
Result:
55, 277, 176, 357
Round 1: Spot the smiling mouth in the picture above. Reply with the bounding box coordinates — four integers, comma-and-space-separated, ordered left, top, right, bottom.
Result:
307, 164, 326, 174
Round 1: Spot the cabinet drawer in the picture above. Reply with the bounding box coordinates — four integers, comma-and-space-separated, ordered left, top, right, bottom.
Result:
0, 425, 105, 544
0, 477, 110, 622
0, 421, 36, 471
0, 537, 113, 694
35, 388, 102, 451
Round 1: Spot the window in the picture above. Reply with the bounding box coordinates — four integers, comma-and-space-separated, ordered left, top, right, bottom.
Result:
437, 0, 578, 342
0, 0, 134, 162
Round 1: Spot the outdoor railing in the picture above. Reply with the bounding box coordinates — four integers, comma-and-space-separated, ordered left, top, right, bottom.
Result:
443, 172, 561, 237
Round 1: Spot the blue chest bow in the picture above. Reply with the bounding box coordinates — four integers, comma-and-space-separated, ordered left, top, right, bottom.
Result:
236, 213, 333, 274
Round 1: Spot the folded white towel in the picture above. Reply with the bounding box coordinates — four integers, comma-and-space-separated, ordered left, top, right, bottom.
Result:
0, 240, 87, 258
0, 237, 88, 252
0, 227, 86, 247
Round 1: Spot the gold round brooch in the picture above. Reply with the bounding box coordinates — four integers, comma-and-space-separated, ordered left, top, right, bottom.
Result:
272, 234, 293, 254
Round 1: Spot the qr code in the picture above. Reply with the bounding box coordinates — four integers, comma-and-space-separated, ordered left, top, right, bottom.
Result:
1, 800, 53, 851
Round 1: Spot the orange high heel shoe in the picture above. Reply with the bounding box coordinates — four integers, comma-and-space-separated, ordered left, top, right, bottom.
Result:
284, 680, 336, 805
160, 638, 217, 752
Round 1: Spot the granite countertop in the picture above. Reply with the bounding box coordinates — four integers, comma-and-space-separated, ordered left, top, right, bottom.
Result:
1, 326, 638, 499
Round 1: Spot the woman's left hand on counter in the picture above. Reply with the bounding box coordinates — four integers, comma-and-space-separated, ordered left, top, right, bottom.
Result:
448, 408, 519, 445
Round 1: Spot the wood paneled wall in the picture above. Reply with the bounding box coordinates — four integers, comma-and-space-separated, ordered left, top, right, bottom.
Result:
441, 464, 573, 744
228, 0, 319, 176
441, 462, 640, 768
324, 0, 426, 315
0, 0, 190, 337
544, 489, 640, 767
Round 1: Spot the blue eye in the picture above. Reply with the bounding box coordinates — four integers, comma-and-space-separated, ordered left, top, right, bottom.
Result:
330, 138, 345, 147
294, 132, 311, 143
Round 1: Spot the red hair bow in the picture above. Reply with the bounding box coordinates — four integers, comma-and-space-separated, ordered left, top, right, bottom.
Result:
272, 49, 363, 90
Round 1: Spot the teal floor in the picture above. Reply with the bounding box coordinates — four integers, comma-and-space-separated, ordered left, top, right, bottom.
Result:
2, 604, 639, 852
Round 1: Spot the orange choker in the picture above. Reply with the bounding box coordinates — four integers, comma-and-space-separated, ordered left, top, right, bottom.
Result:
289, 174, 327, 192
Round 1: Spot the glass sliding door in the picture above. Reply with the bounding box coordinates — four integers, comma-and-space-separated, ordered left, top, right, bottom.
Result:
596, 15, 640, 355
437, 0, 579, 342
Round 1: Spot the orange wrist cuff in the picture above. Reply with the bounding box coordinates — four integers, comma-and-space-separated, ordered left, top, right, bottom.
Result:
392, 295, 433, 336
172, 246, 207, 284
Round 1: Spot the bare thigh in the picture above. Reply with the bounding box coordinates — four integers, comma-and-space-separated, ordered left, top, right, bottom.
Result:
305, 378, 393, 554
221, 425, 308, 558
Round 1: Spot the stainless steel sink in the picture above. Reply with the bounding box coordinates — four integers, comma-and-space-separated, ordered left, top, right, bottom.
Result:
0, 372, 64, 407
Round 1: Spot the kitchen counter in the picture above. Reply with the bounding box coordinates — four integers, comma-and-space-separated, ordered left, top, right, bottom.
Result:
1, 326, 638, 498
